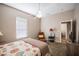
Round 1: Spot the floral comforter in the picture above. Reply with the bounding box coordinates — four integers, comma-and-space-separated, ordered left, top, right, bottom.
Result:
0, 40, 41, 56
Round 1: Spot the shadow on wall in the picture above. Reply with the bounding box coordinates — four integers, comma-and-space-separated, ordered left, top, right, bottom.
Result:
78, 32, 79, 43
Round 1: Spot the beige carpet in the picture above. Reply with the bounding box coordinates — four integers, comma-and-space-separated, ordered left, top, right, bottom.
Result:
48, 42, 67, 56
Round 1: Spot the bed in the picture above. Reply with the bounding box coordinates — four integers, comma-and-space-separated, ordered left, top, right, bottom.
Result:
23, 38, 49, 56
0, 38, 49, 56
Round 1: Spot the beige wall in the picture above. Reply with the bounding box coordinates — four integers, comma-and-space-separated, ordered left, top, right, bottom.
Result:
74, 4, 79, 43
41, 4, 79, 43
41, 10, 74, 42
1, 3, 79, 43
0, 4, 40, 43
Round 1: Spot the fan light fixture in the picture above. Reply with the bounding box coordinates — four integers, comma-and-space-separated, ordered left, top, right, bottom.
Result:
36, 3, 42, 18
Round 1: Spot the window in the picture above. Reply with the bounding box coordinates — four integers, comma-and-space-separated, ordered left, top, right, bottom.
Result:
16, 17, 27, 39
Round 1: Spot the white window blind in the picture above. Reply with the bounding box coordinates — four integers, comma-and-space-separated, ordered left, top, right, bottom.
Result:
16, 17, 27, 39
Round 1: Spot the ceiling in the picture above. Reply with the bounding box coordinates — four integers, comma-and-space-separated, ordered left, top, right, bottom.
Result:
5, 3, 76, 17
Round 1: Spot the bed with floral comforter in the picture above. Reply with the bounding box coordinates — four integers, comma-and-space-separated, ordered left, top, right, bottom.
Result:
0, 40, 41, 56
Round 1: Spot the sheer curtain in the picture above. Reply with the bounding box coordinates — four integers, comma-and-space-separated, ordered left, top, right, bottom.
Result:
16, 17, 27, 39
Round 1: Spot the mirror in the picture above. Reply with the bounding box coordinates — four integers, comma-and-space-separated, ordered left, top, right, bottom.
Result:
60, 20, 76, 43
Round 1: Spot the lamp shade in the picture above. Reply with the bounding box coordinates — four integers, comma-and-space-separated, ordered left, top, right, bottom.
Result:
0, 32, 3, 36
38, 32, 45, 39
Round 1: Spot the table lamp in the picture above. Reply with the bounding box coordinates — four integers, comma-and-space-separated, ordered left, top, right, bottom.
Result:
0, 32, 3, 36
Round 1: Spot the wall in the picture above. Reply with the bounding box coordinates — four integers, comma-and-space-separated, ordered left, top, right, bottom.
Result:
0, 4, 40, 43
41, 10, 74, 42
1, 3, 79, 43
74, 4, 79, 43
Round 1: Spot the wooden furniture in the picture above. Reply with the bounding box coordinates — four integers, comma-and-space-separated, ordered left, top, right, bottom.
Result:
38, 32, 46, 42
